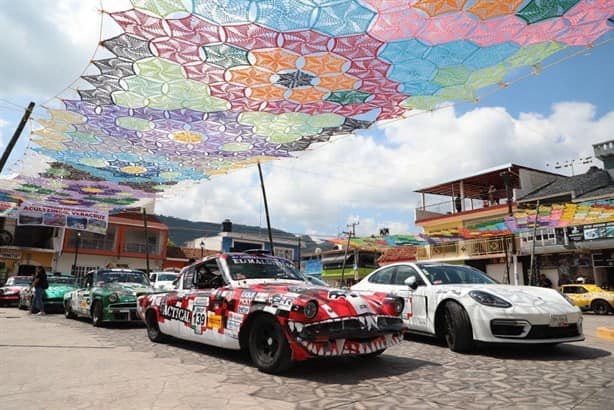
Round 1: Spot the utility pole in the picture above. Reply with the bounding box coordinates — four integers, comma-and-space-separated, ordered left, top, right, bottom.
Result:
501, 170, 514, 284
546, 156, 593, 176
529, 200, 540, 286
143, 208, 150, 274
0, 102, 35, 174
257, 162, 275, 256
340, 221, 359, 287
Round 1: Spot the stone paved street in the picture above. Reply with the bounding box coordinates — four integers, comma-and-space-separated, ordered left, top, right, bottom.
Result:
0, 308, 612, 409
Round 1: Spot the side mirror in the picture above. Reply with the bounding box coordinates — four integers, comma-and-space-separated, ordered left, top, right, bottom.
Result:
404, 276, 418, 290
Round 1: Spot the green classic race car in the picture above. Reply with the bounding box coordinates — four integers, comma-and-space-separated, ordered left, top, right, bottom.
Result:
18, 275, 77, 313
64, 269, 155, 326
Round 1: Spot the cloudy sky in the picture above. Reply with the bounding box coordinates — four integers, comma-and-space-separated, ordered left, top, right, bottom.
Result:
1, 1, 613, 240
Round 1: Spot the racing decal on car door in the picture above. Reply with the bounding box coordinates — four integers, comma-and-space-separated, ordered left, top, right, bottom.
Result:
191, 305, 207, 334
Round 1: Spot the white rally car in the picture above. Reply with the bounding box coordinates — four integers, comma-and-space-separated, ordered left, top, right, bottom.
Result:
351, 262, 584, 352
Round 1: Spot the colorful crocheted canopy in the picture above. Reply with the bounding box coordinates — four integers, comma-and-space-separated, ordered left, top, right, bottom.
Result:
1, 0, 612, 210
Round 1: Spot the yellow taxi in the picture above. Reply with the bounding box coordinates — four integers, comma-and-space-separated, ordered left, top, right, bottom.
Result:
560, 284, 614, 315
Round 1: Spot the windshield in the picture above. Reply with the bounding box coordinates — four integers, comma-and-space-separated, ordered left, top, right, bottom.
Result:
97, 270, 150, 285
227, 255, 303, 281
48, 277, 74, 285
419, 264, 497, 285
8, 278, 31, 286
157, 273, 178, 281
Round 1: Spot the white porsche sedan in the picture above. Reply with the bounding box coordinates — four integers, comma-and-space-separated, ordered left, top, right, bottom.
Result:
351, 262, 584, 352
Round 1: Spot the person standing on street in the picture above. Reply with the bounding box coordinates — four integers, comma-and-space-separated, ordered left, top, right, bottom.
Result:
538, 273, 552, 288
31, 266, 48, 315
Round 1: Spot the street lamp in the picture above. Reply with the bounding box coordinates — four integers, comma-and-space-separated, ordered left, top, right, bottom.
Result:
72, 231, 81, 275
200, 240, 205, 259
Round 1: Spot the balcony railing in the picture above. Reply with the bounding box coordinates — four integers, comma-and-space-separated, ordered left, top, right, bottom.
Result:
68, 238, 115, 252
122, 242, 160, 254
416, 236, 511, 261
415, 197, 512, 222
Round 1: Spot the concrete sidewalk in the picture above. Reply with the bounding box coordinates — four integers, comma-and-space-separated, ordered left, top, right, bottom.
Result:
0, 308, 291, 410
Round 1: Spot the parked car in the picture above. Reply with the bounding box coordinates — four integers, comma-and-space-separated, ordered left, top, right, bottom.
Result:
149, 271, 179, 290
351, 262, 584, 353
64, 269, 155, 326
137, 252, 406, 373
18, 274, 77, 312
0, 276, 32, 306
560, 284, 614, 315
303, 275, 329, 287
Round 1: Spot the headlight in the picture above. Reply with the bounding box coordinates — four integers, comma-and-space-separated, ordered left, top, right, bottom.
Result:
108, 293, 118, 303
469, 290, 511, 308
304, 300, 319, 319
559, 292, 576, 307
393, 297, 404, 314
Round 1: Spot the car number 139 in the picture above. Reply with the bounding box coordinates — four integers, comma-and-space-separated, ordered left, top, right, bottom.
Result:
192, 306, 207, 327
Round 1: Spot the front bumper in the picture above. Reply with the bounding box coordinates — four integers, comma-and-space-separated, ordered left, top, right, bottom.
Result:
103, 302, 141, 321
288, 315, 405, 358
0, 295, 19, 305
473, 308, 584, 343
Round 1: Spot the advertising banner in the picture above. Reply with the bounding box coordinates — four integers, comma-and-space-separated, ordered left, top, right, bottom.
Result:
567, 222, 614, 242
16, 202, 108, 234
302, 259, 323, 275
0, 201, 18, 217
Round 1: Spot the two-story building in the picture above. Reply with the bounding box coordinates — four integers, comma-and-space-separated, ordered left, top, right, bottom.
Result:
56, 210, 169, 275
413, 163, 562, 285
515, 140, 614, 289
186, 219, 302, 264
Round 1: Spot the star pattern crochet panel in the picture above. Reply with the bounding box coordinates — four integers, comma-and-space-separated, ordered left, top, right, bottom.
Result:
1, 0, 613, 210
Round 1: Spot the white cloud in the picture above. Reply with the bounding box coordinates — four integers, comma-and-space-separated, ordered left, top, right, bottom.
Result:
0, 1, 102, 98
156, 103, 614, 239
0, 118, 7, 149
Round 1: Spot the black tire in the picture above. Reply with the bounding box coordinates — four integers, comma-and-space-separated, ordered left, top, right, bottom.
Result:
591, 299, 610, 315
91, 301, 104, 327
17, 297, 25, 310
443, 301, 474, 353
248, 315, 292, 374
146, 310, 168, 343
359, 349, 386, 359
64, 301, 75, 319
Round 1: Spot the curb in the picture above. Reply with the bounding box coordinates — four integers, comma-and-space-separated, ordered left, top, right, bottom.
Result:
596, 327, 614, 341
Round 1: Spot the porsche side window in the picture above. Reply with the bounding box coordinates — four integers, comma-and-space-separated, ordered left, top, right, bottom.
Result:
368, 267, 395, 284
393, 266, 422, 285
182, 267, 195, 290
577, 286, 589, 294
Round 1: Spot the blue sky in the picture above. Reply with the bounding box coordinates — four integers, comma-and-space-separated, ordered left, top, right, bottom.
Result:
1, 1, 613, 240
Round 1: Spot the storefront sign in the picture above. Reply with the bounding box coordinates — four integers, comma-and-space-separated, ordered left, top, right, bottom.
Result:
16, 202, 108, 234
567, 222, 614, 242
0, 248, 21, 260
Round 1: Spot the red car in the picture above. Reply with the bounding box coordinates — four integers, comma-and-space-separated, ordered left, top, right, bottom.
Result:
0, 276, 32, 306
137, 252, 406, 373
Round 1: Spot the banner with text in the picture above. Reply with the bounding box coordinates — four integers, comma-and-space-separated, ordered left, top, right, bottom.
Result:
17, 202, 108, 234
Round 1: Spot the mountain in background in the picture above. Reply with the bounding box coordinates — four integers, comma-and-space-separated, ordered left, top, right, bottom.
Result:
156, 215, 334, 253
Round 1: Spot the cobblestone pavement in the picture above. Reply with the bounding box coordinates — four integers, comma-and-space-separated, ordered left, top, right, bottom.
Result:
2, 309, 613, 409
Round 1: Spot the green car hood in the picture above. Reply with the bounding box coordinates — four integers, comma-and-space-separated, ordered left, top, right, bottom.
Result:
45, 285, 77, 299
95, 282, 154, 296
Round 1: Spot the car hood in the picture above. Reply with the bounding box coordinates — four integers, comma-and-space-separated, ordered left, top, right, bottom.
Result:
436, 284, 572, 308
0, 286, 26, 294
98, 283, 154, 295
45, 285, 76, 298
154, 281, 175, 287
234, 281, 400, 318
